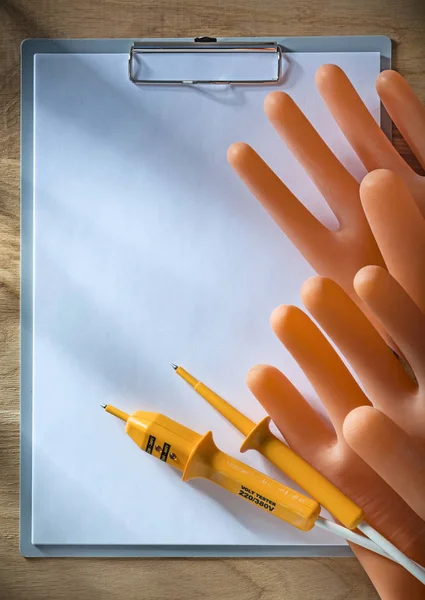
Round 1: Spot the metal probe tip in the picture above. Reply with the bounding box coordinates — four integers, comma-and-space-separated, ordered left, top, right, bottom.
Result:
100, 403, 107, 409
171, 363, 178, 370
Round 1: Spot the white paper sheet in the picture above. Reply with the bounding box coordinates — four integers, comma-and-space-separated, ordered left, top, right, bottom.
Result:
32, 51, 380, 545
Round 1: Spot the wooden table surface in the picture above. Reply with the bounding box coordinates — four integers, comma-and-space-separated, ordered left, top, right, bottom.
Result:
1, 1, 424, 598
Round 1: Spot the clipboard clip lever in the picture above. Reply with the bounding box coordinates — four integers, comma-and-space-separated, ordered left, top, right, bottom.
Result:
128, 40, 282, 85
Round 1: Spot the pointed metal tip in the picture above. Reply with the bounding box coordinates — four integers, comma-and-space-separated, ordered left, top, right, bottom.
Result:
171, 363, 178, 370
100, 403, 107, 409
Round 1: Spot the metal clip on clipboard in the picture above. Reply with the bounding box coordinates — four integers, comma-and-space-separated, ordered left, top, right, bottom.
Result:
128, 40, 282, 85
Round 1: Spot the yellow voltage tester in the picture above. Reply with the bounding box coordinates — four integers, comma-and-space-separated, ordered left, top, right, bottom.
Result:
101, 403, 396, 558
102, 403, 320, 531
172, 364, 364, 530
101, 386, 425, 579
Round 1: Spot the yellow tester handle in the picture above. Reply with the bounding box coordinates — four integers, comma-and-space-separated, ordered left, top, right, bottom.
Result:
183, 431, 319, 531
241, 418, 363, 530
103, 404, 320, 532
175, 366, 364, 530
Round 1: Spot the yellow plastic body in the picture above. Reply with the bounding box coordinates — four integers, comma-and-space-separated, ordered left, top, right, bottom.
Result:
241, 417, 364, 529
104, 405, 320, 531
175, 367, 364, 530
126, 411, 201, 472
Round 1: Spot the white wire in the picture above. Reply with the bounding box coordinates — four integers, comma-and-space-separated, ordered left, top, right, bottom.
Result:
358, 522, 425, 585
317, 517, 425, 583
315, 517, 392, 560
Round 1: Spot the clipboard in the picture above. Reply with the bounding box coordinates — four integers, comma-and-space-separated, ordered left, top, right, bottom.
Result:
21, 35, 391, 558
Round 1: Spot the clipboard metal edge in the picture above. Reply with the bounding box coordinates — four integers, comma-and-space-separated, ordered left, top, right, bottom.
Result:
20, 35, 391, 558
128, 41, 282, 85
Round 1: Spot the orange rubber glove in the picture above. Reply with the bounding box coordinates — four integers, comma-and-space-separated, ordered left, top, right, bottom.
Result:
228, 67, 425, 318
317, 67, 425, 215
344, 407, 425, 523
301, 170, 425, 444
340, 169, 425, 523
247, 171, 425, 599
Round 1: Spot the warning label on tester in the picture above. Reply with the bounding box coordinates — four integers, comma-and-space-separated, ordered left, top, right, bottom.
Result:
238, 485, 276, 512
160, 442, 171, 462
145, 435, 156, 454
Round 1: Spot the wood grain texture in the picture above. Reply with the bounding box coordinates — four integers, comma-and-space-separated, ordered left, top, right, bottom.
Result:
1, 1, 424, 598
